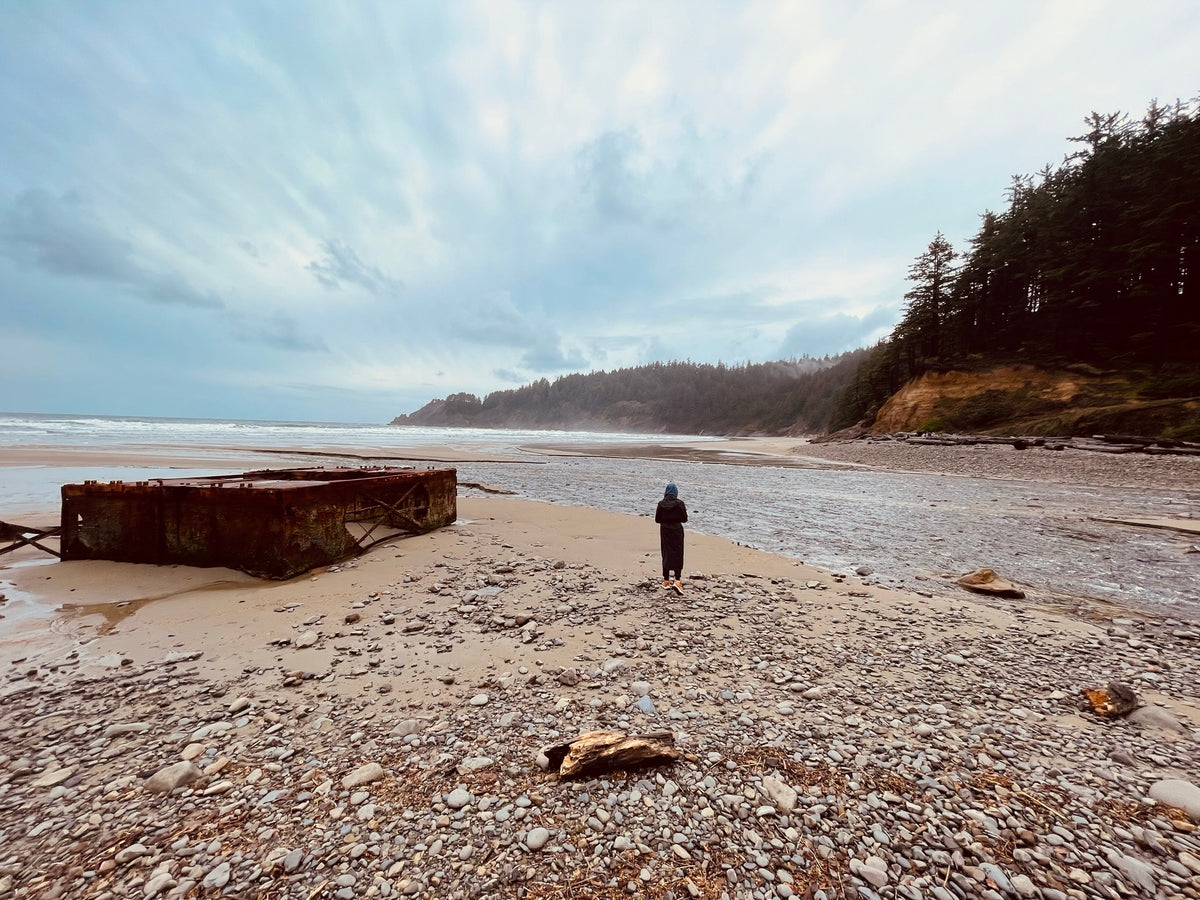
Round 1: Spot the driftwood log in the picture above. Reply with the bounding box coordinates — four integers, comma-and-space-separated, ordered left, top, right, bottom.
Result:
861, 431, 1200, 457
541, 730, 680, 779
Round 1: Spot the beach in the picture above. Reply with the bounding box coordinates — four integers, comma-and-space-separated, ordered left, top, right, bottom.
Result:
2, 439, 1200, 898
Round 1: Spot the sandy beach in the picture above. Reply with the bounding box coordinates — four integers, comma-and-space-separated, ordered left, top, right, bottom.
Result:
2, 444, 1200, 898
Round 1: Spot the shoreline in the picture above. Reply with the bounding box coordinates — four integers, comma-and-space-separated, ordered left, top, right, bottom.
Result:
524, 436, 1200, 492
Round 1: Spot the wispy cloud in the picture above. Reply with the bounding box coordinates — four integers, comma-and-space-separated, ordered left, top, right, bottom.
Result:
0, 189, 223, 309
306, 239, 402, 295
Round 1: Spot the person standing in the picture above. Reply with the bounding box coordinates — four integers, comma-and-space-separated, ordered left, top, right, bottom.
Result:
655, 482, 688, 593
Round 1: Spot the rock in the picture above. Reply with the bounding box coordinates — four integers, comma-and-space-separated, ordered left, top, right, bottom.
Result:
341, 762, 385, 789
634, 695, 656, 715
761, 774, 797, 812
228, 696, 252, 714
602, 658, 630, 675
202, 861, 231, 890
1127, 706, 1187, 732
446, 787, 472, 809
144, 761, 201, 793
456, 756, 493, 775
115, 843, 150, 864
525, 827, 551, 850
1082, 681, 1138, 717
30, 765, 76, 788
143, 870, 177, 897
296, 630, 319, 648
103, 722, 151, 738
1149, 779, 1200, 819
956, 568, 1025, 599
1107, 850, 1156, 894
469, 693, 489, 706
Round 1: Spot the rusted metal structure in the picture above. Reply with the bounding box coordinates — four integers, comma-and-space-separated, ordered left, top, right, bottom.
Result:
60, 467, 457, 579
0, 521, 61, 559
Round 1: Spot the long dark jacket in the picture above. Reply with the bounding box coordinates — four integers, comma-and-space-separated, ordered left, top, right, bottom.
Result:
655, 495, 688, 575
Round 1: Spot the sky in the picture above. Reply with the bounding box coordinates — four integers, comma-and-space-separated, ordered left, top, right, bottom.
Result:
1, 2, 1197, 424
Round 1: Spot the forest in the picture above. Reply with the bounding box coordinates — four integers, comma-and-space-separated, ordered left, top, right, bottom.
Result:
392, 353, 868, 435
835, 99, 1200, 430
397, 98, 1200, 437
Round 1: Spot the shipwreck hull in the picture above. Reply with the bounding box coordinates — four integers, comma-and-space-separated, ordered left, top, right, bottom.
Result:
60, 467, 457, 579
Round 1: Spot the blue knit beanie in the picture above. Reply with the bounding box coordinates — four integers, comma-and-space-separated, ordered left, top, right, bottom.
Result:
665, 482, 678, 496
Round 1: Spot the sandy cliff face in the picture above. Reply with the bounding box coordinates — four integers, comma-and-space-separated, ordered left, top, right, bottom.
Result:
871, 364, 1200, 438
871, 366, 1082, 433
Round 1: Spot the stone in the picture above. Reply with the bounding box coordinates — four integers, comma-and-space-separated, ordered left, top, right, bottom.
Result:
1082, 681, 1138, 717
144, 761, 201, 793
446, 787, 472, 809
526, 827, 550, 851
115, 843, 150, 864
1152, 782, 1200, 825
143, 870, 177, 897
341, 762, 385, 789
202, 862, 231, 890
955, 568, 1025, 599
761, 775, 798, 812
1107, 850, 1156, 893
456, 756, 494, 775
30, 765, 76, 788
1127, 706, 1187, 732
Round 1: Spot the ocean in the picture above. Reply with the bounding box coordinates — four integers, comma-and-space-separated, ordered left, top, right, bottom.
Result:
2, 411, 1198, 619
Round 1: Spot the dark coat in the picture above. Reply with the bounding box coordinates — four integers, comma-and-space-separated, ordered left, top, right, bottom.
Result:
655, 495, 688, 576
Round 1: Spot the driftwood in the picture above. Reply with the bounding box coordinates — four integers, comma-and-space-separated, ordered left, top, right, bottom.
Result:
541, 730, 680, 779
855, 432, 1200, 457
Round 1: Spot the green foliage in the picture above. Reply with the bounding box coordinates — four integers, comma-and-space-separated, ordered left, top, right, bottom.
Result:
840, 97, 1200, 430
400, 353, 869, 435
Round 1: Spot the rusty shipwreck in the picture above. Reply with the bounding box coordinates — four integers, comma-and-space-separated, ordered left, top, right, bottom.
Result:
58, 466, 457, 579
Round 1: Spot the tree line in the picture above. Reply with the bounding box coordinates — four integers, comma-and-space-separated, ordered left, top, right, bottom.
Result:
835, 98, 1200, 430
392, 352, 869, 435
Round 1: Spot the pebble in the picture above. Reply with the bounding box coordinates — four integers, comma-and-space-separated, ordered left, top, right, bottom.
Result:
4, 532, 1200, 900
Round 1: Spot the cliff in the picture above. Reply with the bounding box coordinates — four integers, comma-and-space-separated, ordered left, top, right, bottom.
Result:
871, 365, 1200, 440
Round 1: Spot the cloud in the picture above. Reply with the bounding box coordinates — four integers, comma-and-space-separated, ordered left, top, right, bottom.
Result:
306, 239, 402, 295
228, 310, 329, 353
777, 307, 896, 358
521, 337, 588, 372
0, 188, 223, 309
